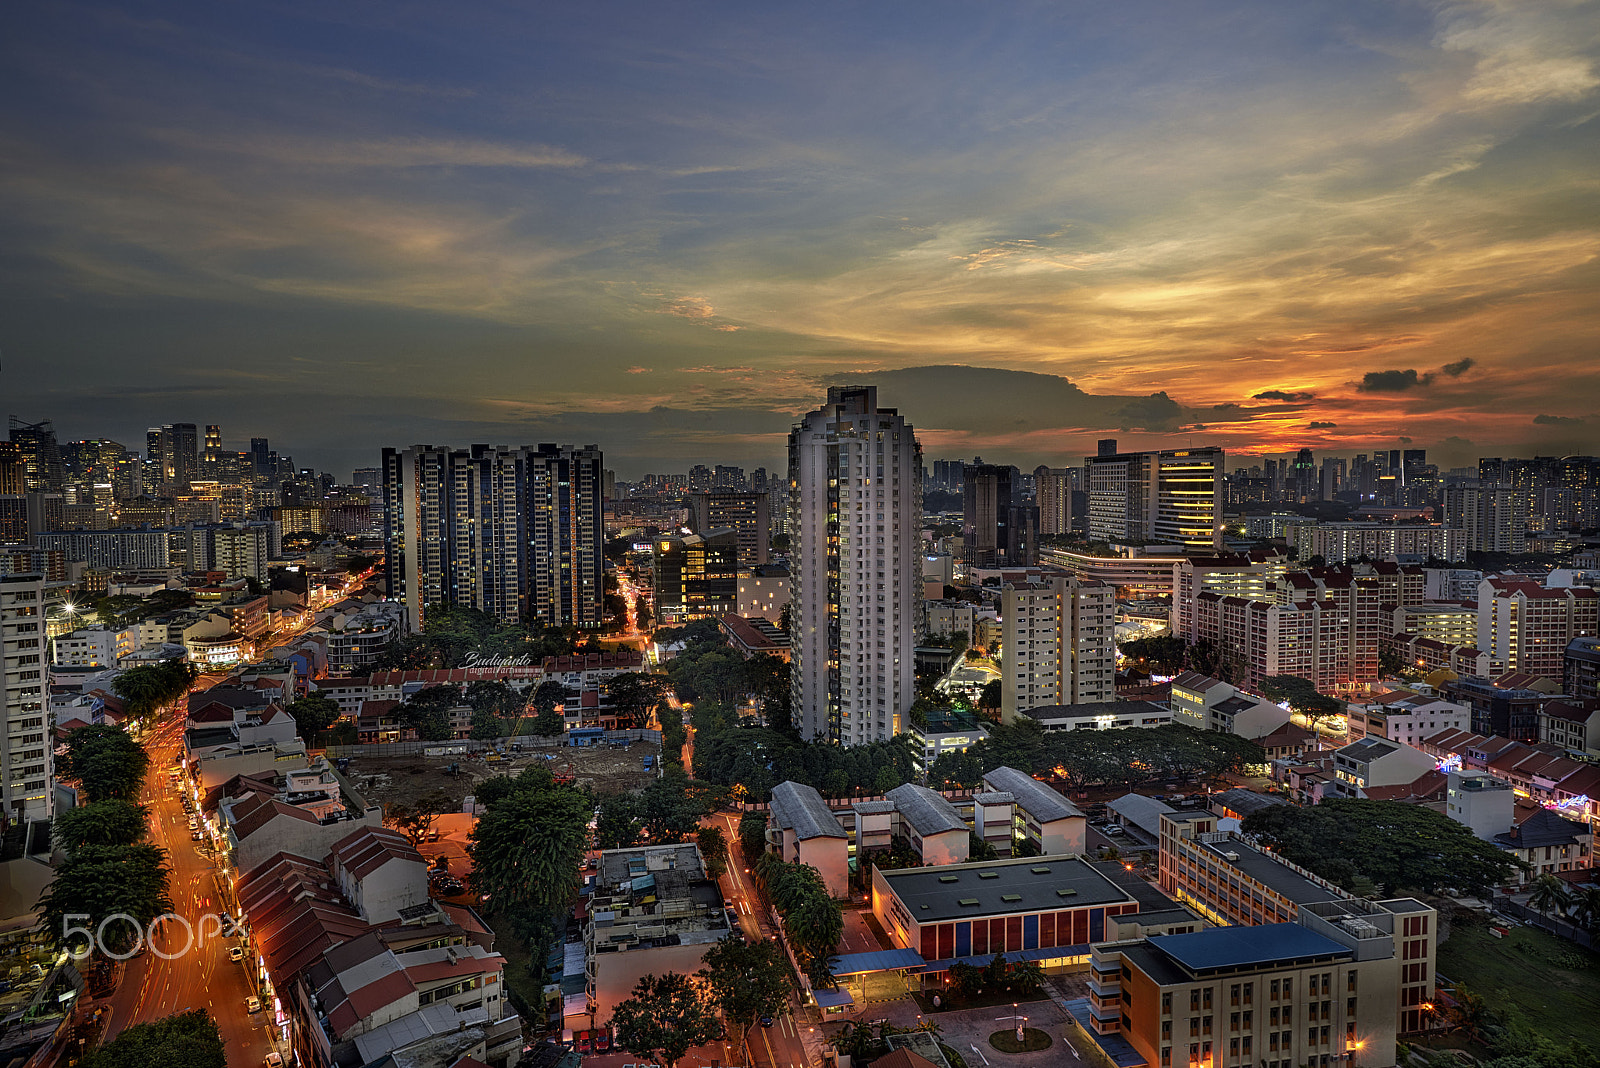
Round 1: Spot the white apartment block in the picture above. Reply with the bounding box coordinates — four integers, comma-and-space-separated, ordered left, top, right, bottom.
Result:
789, 387, 921, 745
1000, 575, 1115, 722
52, 625, 140, 668
1477, 576, 1600, 680
1, 574, 53, 821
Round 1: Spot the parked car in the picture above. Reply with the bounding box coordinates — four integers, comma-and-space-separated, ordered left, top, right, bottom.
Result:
1103, 825, 1125, 836
576, 1031, 592, 1055
246, 995, 262, 1014
229, 946, 245, 962
760, 1015, 775, 1028
266, 1053, 283, 1068
595, 1029, 611, 1052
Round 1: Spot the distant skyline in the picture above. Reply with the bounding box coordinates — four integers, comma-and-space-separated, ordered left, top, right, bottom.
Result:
3, 2, 1598, 478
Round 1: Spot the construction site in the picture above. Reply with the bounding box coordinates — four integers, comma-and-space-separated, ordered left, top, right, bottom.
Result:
341, 739, 665, 813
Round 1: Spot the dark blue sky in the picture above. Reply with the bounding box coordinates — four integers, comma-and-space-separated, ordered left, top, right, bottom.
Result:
3, 1, 1597, 476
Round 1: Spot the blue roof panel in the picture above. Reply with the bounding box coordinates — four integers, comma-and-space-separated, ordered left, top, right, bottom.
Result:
827, 948, 925, 975
1154, 924, 1349, 972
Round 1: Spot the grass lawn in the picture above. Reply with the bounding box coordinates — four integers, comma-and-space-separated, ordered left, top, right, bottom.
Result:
989, 1028, 1053, 1053
1437, 919, 1600, 1048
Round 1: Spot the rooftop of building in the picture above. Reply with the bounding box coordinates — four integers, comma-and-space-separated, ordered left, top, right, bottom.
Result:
596, 842, 707, 887
1212, 788, 1289, 818
981, 766, 1084, 823
879, 854, 1131, 922
885, 783, 968, 837
770, 780, 849, 840
1126, 923, 1351, 984
1020, 700, 1169, 723
1191, 834, 1344, 908
1495, 808, 1592, 850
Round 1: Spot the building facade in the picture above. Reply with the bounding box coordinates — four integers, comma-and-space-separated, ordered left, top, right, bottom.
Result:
1001, 576, 1116, 722
789, 387, 922, 745
0, 574, 52, 821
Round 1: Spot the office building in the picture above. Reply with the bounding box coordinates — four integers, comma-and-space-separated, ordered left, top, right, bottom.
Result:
1033, 465, 1077, 536
1, 574, 52, 821
383, 442, 604, 632
1291, 447, 1317, 503
7, 418, 63, 492
653, 527, 739, 623
1000, 576, 1115, 722
789, 386, 922, 745
962, 465, 1037, 568
686, 489, 770, 568
736, 566, 790, 624
1086, 443, 1224, 550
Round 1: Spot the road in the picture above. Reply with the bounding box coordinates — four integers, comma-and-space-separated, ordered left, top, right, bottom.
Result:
98, 674, 281, 1065
711, 811, 815, 1068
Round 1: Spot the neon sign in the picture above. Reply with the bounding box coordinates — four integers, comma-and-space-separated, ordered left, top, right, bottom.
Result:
1435, 755, 1461, 773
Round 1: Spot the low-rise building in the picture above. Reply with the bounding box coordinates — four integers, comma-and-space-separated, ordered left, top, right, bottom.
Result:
1328, 738, 1436, 800
1344, 691, 1470, 749
908, 718, 989, 776
872, 854, 1139, 980
1169, 673, 1292, 738
1022, 700, 1172, 732
884, 783, 970, 866
51, 625, 139, 668
981, 766, 1086, 855
1492, 809, 1593, 885
736, 566, 789, 624
1444, 770, 1516, 841
583, 843, 727, 1024
767, 781, 850, 898
1538, 698, 1600, 757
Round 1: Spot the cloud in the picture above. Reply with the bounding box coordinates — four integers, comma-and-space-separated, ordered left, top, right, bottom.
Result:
1397, 437, 1414, 445
1359, 369, 1434, 393
1441, 358, 1475, 377
1113, 392, 1184, 432
1533, 413, 1588, 426
1253, 390, 1316, 403
1307, 421, 1338, 429
625, 366, 652, 374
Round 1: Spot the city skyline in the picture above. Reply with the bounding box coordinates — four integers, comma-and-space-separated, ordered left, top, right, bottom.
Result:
2, 2, 1598, 477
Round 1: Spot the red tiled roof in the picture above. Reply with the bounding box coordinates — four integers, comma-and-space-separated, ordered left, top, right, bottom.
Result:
329, 826, 424, 880
229, 792, 322, 840
542, 652, 643, 671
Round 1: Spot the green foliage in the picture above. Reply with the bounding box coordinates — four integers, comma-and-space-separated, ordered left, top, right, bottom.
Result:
530, 680, 566, 735
967, 832, 998, 861
694, 727, 917, 803
373, 602, 577, 669
285, 692, 341, 743
112, 658, 197, 721
1241, 799, 1522, 895
388, 789, 455, 844
948, 719, 1262, 792
697, 934, 791, 1045
78, 1009, 226, 1068
595, 793, 644, 850
468, 767, 591, 922
470, 709, 507, 741
607, 672, 667, 726
466, 680, 522, 717
609, 972, 724, 1068
398, 684, 458, 741
60, 725, 150, 803
53, 799, 148, 852
639, 767, 725, 843
755, 855, 842, 988
738, 812, 768, 862
977, 678, 1002, 711
697, 825, 728, 880
1116, 633, 1188, 672
326, 718, 358, 746
38, 843, 173, 955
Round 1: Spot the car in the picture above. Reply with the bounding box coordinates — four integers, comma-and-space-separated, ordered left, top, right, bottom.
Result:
191, 831, 203, 841
595, 1030, 612, 1052
246, 995, 262, 1014
576, 1031, 593, 1055
725, 898, 737, 910
1103, 825, 1125, 836
760, 1015, 775, 1028
229, 946, 245, 962
266, 1053, 283, 1068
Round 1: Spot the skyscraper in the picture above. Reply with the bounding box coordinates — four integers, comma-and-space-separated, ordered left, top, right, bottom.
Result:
8, 417, 63, 492
962, 465, 1037, 567
1033, 465, 1076, 536
0, 573, 52, 822
789, 387, 921, 745
167, 423, 199, 489
383, 443, 604, 632
687, 490, 770, 568
1292, 447, 1317, 503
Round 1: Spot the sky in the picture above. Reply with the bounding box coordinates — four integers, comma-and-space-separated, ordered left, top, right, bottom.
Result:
2, 1, 1598, 479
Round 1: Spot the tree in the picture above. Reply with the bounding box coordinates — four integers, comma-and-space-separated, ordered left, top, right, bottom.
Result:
470, 709, 506, 741
1573, 886, 1600, 933
1529, 874, 1570, 919
285, 693, 341, 743
638, 767, 725, 843
697, 826, 729, 881
596, 793, 644, 850
756, 856, 842, 988
610, 972, 723, 1068
531, 680, 567, 735
608, 672, 667, 727
466, 680, 521, 717
1117, 633, 1188, 673
968, 832, 998, 861
739, 812, 768, 862
977, 679, 1002, 716
78, 1008, 226, 1068
468, 767, 591, 921
1242, 799, 1521, 896
697, 935, 791, 1049
38, 843, 173, 956
60, 725, 150, 803
53, 799, 148, 852
398, 684, 458, 741
387, 789, 455, 845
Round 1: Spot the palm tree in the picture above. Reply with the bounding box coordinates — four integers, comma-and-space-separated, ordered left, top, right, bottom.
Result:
1572, 886, 1600, 932
1528, 873, 1569, 919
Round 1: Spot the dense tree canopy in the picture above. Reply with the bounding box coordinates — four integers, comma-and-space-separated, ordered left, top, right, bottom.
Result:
284, 692, 342, 743
698, 934, 790, 1047
53, 799, 149, 852
60, 724, 151, 802
754, 854, 842, 988
926, 719, 1263, 792
111, 658, 197, 721
1241, 799, 1522, 896
468, 767, 591, 922
398, 684, 459, 741
373, 602, 577, 669
694, 727, 917, 802
79, 1009, 225, 1068
39, 843, 173, 956
609, 972, 723, 1068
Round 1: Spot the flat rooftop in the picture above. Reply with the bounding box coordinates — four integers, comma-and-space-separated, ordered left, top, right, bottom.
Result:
880, 854, 1132, 923
1145, 923, 1351, 975
1196, 837, 1342, 908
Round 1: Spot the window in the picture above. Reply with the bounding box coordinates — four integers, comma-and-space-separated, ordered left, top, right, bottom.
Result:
1163, 992, 1173, 1015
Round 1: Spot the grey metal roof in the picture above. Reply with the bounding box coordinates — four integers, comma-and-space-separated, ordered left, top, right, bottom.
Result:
982, 766, 1084, 823
1199, 837, 1342, 907
972, 791, 1014, 804
878, 854, 1131, 922
886, 783, 968, 837
769, 780, 847, 840
1212, 788, 1288, 818
1108, 793, 1176, 836
852, 800, 897, 815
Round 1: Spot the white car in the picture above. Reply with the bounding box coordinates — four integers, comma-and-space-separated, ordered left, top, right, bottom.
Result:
229, 946, 245, 962
246, 995, 262, 1014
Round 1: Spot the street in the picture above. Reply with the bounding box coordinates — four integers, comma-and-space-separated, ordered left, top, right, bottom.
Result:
97, 675, 279, 1064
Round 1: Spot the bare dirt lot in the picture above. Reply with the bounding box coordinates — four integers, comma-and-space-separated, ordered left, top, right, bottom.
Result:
343, 740, 663, 811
